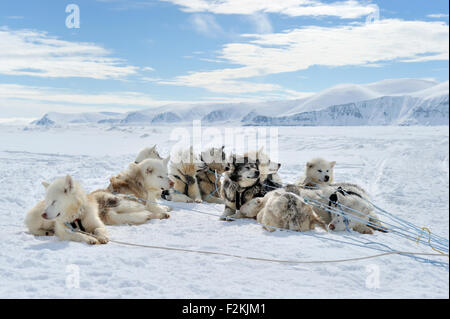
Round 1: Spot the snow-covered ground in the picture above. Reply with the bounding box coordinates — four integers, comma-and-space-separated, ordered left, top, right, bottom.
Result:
0, 124, 448, 298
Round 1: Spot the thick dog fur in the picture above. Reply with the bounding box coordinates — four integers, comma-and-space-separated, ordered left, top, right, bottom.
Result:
162, 147, 204, 203
105, 157, 172, 220
25, 176, 109, 245
196, 146, 227, 204
90, 190, 169, 225
239, 189, 327, 232
135, 145, 162, 163
220, 150, 282, 220
296, 158, 336, 187
296, 183, 386, 234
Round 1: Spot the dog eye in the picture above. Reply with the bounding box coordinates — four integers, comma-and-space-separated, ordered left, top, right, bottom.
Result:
52, 200, 56, 206
318, 170, 322, 173
158, 176, 163, 179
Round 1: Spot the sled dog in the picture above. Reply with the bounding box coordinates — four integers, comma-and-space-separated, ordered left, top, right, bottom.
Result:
220, 150, 282, 220
239, 188, 327, 232
25, 175, 109, 245
196, 146, 227, 204
162, 147, 204, 203
106, 157, 172, 218
296, 158, 336, 187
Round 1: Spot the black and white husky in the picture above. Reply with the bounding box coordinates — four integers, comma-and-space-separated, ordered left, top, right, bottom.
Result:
220, 150, 282, 220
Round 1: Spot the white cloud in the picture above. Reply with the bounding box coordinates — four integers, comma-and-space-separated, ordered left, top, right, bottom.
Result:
162, 0, 378, 19
0, 27, 138, 79
189, 14, 224, 37
161, 19, 449, 94
427, 13, 449, 19
0, 84, 166, 107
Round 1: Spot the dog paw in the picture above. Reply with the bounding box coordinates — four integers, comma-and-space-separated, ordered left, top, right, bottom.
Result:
160, 212, 170, 219
194, 199, 203, 203
86, 237, 100, 245
162, 205, 172, 212
97, 236, 109, 244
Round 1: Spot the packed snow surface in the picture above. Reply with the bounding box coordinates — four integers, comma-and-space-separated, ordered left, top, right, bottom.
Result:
0, 124, 448, 298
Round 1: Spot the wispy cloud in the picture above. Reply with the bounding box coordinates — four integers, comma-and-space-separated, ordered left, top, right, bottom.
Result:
247, 13, 273, 34
189, 14, 224, 37
160, 19, 449, 94
0, 27, 138, 79
427, 13, 449, 19
162, 0, 378, 19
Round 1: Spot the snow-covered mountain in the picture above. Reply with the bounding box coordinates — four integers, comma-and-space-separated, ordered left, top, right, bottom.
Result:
31, 79, 449, 126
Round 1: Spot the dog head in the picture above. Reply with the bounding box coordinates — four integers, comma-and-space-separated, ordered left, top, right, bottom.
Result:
200, 146, 227, 173
135, 145, 162, 163
305, 158, 336, 185
245, 148, 281, 180
226, 154, 260, 188
41, 175, 83, 220
129, 157, 171, 192
328, 214, 350, 232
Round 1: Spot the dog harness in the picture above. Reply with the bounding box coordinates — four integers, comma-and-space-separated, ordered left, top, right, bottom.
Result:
69, 218, 85, 232
328, 186, 363, 231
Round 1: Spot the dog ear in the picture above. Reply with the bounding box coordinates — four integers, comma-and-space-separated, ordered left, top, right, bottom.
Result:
146, 167, 153, 175
64, 175, 73, 193
41, 181, 50, 189
151, 144, 157, 150
330, 161, 336, 168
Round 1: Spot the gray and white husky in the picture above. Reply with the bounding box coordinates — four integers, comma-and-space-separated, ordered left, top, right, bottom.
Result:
220, 149, 282, 220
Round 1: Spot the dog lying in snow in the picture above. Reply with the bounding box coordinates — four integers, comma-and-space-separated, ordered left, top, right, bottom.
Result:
104, 157, 172, 220
196, 146, 228, 204
238, 188, 327, 232
25, 175, 109, 245
295, 183, 387, 234
162, 146, 204, 203
134, 145, 162, 163
296, 157, 336, 187
220, 149, 282, 220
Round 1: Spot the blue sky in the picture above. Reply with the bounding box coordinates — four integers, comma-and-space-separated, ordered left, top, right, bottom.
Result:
0, 0, 448, 118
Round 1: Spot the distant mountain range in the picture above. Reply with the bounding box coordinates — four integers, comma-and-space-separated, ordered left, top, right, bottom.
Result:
31, 78, 449, 126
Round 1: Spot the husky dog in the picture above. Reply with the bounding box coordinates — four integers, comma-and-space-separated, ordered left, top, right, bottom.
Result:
196, 146, 227, 204
297, 184, 386, 233
25, 175, 109, 245
162, 147, 204, 203
220, 150, 282, 220
90, 190, 169, 225
135, 145, 162, 163
296, 158, 336, 187
239, 189, 327, 232
106, 157, 172, 218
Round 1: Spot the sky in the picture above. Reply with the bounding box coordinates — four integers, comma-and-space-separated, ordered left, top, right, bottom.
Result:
0, 0, 448, 119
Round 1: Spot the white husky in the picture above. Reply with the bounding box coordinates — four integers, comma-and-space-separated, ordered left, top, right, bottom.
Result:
25, 175, 109, 245
296, 158, 336, 187
135, 145, 162, 163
